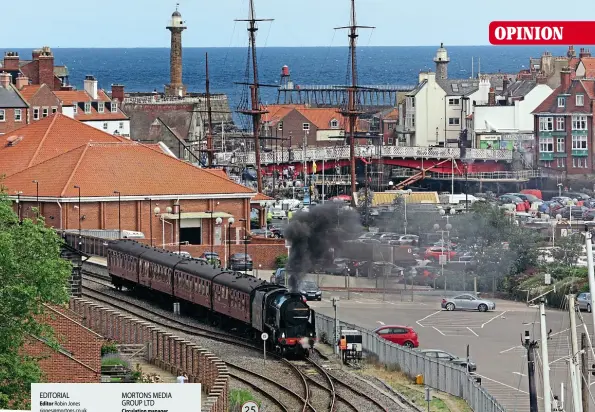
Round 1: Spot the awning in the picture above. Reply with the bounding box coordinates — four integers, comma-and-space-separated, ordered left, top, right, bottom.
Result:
162, 212, 233, 220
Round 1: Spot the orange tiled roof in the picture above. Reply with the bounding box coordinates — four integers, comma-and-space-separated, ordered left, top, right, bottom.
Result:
53, 90, 128, 121
0, 113, 126, 177
262, 104, 306, 124
204, 168, 229, 179
569, 57, 580, 70
252, 193, 274, 202
296, 107, 344, 130
53, 90, 90, 103
1, 142, 255, 198
18, 85, 43, 102
383, 108, 399, 121
581, 57, 595, 78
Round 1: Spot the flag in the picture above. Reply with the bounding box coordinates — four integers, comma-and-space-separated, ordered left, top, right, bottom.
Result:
312, 161, 317, 174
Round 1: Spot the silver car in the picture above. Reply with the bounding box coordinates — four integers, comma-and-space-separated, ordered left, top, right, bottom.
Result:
441, 294, 496, 312
577, 292, 592, 312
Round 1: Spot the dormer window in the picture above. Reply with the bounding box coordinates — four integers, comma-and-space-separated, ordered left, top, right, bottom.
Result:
73, 102, 78, 113
84, 102, 91, 113
98, 102, 105, 113
330, 119, 339, 129
576, 94, 584, 106
111, 102, 118, 113
557, 97, 565, 107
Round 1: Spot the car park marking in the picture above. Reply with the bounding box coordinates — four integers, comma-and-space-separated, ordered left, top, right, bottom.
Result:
474, 374, 533, 396
432, 326, 445, 336
481, 310, 509, 328
467, 327, 479, 337
512, 371, 527, 377
500, 345, 523, 354
376, 321, 385, 325
416, 310, 442, 327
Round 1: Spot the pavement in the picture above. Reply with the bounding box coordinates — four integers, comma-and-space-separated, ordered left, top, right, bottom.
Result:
309, 291, 593, 412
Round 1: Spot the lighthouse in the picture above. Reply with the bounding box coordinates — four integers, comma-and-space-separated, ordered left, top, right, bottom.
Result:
165, 5, 187, 97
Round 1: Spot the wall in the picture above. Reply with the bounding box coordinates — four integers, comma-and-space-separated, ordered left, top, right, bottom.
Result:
166, 243, 287, 269
83, 119, 131, 137
69, 298, 228, 412
316, 129, 344, 142
413, 73, 446, 146
62, 106, 75, 118
28, 85, 62, 121
0, 107, 28, 135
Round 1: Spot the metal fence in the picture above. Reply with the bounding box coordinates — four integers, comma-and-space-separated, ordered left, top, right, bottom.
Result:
315, 312, 506, 412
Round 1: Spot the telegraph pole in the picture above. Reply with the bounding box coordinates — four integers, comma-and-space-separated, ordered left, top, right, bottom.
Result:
205, 52, 214, 167
336, 0, 374, 208
522, 330, 539, 412
568, 294, 583, 412
539, 299, 552, 412
581, 333, 588, 412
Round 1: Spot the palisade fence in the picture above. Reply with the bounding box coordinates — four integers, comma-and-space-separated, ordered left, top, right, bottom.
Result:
314, 313, 506, 412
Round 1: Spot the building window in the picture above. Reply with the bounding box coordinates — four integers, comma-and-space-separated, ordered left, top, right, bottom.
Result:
14, 109, 22, 122
111, 102, 118, 113
448, 117, 460, 126
51, 107, 57, 113
0, 109, 4, 122
539, 117, 553, 131
576, 94, 584, 106
448, 98, 460, 105
84, 102, 91, 114
410, 97, 415, 108
572, 135, 588, 149
103, 122, 108, 130
541, 160, 553, 167
330, 119, 339, 129
388, 138, 394, 145
556, 137, 565, 152
556, 117, 565, 131
557, 97, 565, 107
33, 107, 40, 120
73, 102, 78, 113
98, 102, 105, 113
411, 114, 415, 127
556, 157, 566, 168
539, 137, 554, 152
573, 157, 588, 168
302, 123, 310, 131
42, 107, 48, 118
119, 122, 124, 129
572, 115, 587, 130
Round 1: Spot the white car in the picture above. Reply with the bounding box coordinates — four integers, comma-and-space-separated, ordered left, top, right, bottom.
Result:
171, 251, 192, 258
270, 209, 286, 219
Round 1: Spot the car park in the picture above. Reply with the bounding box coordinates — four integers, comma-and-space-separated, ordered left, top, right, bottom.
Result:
373, 325, 419, 348
441, 294, 496, 312
420, 349, 477, 372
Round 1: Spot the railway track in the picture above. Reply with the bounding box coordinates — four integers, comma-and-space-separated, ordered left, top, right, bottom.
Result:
82, 269, 403, 411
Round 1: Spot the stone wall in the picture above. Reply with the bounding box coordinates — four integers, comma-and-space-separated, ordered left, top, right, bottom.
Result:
69, 298, 228, 412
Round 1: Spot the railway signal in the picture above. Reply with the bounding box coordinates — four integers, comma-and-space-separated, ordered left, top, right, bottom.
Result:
261, 332, 268, 366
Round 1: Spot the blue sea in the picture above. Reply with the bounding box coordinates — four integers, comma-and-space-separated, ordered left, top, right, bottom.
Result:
3, 46, 573, 108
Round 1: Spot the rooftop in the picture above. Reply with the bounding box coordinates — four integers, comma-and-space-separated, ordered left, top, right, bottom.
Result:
54, 90, 128, 121
0, 83, 28, 108
18, 84, 43, 101
532, 79, 595, 114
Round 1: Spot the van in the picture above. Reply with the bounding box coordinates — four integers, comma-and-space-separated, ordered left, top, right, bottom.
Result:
439, 194, 481, 205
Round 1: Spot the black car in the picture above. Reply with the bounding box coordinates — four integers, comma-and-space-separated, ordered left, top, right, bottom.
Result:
229, 253, 253, 271
323, 258, 351, 275
298, 281, 322, 301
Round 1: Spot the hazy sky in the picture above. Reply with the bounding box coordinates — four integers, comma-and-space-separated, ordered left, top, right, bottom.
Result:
4, 0, 594, 48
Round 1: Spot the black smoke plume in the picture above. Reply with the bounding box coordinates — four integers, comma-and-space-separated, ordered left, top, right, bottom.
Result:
284, 203, 362, 291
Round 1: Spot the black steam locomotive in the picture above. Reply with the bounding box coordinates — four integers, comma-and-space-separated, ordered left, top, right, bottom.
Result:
106, 240, 316, 356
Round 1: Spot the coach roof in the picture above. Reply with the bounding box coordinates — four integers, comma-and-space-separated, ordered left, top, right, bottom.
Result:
214, 272, 267, 293
108, 240, 152, 258
140, 248, 186, 267
175, 259, 224, 281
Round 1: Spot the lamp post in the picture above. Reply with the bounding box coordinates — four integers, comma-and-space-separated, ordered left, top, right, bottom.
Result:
32, 180, 39, 217
227, 217, 235, 269
215, 217, 223, 268
239, 218, 248, 276
206, 210, 214, 260
15, 191, 23, 222
176, 202, 182, 254
73, 185, 81, 249
260, 201, 268, 237
435, 208, 454, 291
113, 190, 121, 238
146, 198, 154, 246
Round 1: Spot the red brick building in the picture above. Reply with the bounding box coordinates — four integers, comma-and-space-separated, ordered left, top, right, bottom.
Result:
0, 72, 28, 135
17, 83, 62, 121
2, 47, 68, 90
24, 304, 102, 382
532, 68, 595, 174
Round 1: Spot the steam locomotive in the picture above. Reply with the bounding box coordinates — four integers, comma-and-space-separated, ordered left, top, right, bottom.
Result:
106, 240, 316, 356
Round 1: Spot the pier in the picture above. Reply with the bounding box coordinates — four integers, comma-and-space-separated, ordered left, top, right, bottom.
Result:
276, 84, 415, 106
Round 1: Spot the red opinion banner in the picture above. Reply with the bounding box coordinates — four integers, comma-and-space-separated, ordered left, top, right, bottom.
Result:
489, 21, 595, 45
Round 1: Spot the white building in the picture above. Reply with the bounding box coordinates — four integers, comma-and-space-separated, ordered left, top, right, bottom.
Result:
54, 76, 130, 137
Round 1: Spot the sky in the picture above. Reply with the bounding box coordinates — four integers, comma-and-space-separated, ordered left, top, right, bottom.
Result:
3, 0, 595, 48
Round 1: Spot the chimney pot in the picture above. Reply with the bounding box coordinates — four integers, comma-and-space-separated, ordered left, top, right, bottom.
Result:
111, 84, 125, 102
16, 74, 29, 89
0, 72, 12, 89
83, 75, 98, 100
560, 68, 572, 91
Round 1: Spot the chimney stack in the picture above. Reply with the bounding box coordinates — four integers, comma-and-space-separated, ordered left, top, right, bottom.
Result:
560, 68, 572, 91
567, 45, 576, 58
536, 72, 548, 84
3, 51, 20, 71
579, 48, 592, 58
83, 75, 98, 99
502, 77, 509, 94
0, 72, 12, 89
16, 74, 29, 89
111, 84, 125, 102
488, 88, 496, 106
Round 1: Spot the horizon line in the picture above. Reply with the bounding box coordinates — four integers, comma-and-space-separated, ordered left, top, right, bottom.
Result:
4, 44, 564, 49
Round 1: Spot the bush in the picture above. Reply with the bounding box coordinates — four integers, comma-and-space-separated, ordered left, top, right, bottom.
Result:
101, 341, 118, 356
229, 389, 260, 412
275, 254, 288, 269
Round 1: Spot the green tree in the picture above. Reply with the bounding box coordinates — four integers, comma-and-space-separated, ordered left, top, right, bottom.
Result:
357, 187, 374, 228
0, 191, 72, 409
550, 234, 583, 266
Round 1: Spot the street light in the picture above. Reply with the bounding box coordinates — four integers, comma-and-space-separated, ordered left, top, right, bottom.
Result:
113, 190, 121, 238
32, 180, 39, 217
227, 217, 235, 269
146, 198, 154, 246
206, 209, 215, 263
435, 208, 455, 291
15, 191, 23, 222
73, 185, 81, 249
175, 202, 182, 254
239, 218, 248, 275
259, 201, 269, 237
215, 217, 223, 268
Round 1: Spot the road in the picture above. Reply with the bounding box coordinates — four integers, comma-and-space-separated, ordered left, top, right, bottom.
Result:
309, 292, 591, 412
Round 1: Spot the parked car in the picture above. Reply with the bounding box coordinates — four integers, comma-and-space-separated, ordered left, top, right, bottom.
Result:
498, 194, 523, 205
558, 206, 587, 220
298, 280, 322, 301
507, 193, 540, 203
582, 209, 595, 221
323, 258, 351, 275
424, 247, 457, 261
577, 292, 592, 312
229, 253, 253, 271
171, 251, 192, 258
270, 209, 286, 219
441, 294, 496, 312
420, 349, 477, 372
373, 325, 419, 348
272, 268, 287, 285
251, 229, 275, 238
199, 252, 221, 266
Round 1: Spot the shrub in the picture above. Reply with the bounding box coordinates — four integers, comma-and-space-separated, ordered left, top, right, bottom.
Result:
229, 389, 260, 412
101, 341, 118, 356
275, 254, 288, 269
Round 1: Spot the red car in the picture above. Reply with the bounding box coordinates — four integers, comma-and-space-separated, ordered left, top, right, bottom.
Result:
424, 246, 457, 261
373, 325, 419, 348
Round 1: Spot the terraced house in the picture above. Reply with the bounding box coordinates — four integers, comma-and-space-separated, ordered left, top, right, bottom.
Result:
533, 68, 595, 173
